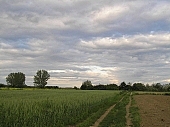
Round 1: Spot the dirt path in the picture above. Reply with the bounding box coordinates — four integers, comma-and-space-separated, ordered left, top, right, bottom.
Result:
134, 95, 170, 127
90, 95, 125, 127
126, 92, 132, 127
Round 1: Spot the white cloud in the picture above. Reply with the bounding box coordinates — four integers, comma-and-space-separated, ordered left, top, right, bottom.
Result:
79, 32, 170, 50
92, 5, 129, 24
142, 2, 170, 22
164, 79, 170, 82
1, 0, 170, 87
48, 70, 66, 73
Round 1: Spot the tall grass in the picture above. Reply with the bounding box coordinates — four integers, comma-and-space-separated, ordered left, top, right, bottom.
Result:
0, 89, 119, 127
99, 92, 129, 127
78, 92, 126, 127
130, 95, 140, 127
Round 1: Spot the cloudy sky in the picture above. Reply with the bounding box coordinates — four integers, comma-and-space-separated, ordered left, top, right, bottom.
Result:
0, 0, 170, 87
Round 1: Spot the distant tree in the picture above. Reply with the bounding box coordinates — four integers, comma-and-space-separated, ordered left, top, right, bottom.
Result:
167, 86, 170, 92
124, 82, 132, 90
148, 83, 158, 91
106, 84, 119, 90
132, 83, 146, 91
145, 83, 154, 91
6, 72, 26, 88
124, 85, 132, 90
45, 86, 59, 89
152, 83, 163, 91
93, 84, 106, 90
73, 86, 78, 90
0, 83, 6, 87
80, 80, 93, 90
34, 70, 50, 88
119, 82, 126, 90
163, 83, 170, 92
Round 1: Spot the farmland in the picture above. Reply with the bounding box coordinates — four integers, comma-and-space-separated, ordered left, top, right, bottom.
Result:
1, 89, 169, 127
134, 94, 170, 127
0, 89, 124, 127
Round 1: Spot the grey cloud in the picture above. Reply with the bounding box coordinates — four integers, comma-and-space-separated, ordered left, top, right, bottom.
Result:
1, 0, 170, 40
1, 0, 170, 87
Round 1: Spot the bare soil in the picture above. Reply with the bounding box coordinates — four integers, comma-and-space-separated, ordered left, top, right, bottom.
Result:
134, 95, 170, 127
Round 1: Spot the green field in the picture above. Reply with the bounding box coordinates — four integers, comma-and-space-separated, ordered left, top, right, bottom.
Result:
0, 89, 123, 127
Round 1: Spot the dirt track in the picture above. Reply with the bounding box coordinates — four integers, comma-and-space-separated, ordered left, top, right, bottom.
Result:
134, 95, 170, 127
91, 96, 125, 127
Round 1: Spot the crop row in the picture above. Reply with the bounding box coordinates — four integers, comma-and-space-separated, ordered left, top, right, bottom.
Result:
0, 89, 121, 127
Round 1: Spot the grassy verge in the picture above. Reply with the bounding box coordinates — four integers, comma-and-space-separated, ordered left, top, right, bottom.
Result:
133, 91, 170, 95
130, 94, 140, 127
98, 92, 129, 127
77, 108, 106, 127
77, 92, 126, 127
164, 93, 170, 96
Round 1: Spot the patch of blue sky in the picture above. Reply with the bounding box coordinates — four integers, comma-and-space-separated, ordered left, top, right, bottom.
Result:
13, 39, 30, 49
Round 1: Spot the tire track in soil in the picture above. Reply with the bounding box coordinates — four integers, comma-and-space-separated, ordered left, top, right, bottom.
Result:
126, 92, 132, 127
90, 95, 126, 127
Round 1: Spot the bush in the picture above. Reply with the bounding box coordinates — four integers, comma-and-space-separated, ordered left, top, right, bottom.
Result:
0, 83, 5, 88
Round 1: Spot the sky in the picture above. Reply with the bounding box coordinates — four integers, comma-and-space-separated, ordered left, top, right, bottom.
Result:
0, 0, 170, 87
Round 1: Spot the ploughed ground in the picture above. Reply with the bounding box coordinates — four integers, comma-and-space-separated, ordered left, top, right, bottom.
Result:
134, 95, 170, 127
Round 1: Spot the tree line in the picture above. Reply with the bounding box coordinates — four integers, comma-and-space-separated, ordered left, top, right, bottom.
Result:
1, 71, 170, 92
1, 70, 50, 88
80, 80, 170, 92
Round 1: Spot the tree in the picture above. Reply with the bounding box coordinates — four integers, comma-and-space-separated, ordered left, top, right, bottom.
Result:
34, 70, 50, 88
167, 86, 170, 92
163, 83, 170, 92
146, 83, 154, 91
152, 83, 163, 91
119, 82, 126, 90
80, 80, 93, 90
93, 84, 106, 90
132, 83, 146, 91
0, 83, 6, 87
73, 86, 78, 90
6, 72, 26, 88
124, 82, 132, 90
106, 84, 119, 90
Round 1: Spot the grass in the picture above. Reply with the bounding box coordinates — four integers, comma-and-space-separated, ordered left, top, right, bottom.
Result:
130, 91, 170, 127
0, 89, 120, 127
133, 91, 170, 95
130, 95, 140, 127
98, 91, 129, 127
78, 92, 126, 127
164, 93, 170, 96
